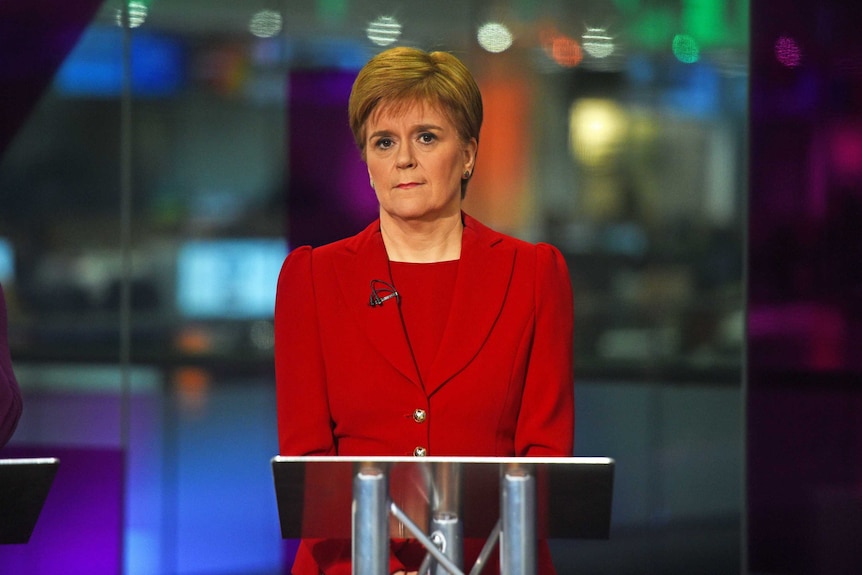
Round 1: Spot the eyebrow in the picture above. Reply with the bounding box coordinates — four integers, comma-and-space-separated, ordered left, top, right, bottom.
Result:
413, 123, 444, 133
368, 124, 445, 140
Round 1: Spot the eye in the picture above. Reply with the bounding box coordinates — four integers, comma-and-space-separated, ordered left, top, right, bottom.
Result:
374, 137, 394, 150
418, 132, 436, 144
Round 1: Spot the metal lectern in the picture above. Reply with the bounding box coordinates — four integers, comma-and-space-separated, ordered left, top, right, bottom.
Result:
272, 456, 614, 575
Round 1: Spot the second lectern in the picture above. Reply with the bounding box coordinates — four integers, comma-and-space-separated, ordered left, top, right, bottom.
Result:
272, 456, 614, 575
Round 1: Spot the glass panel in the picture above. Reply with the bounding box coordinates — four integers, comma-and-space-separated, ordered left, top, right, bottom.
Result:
0, 0, 747, 573
747, 0, 862, 572
1, 1, 128, 571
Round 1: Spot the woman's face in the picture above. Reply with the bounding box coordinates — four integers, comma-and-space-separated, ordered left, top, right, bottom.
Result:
364, 100, 477, 224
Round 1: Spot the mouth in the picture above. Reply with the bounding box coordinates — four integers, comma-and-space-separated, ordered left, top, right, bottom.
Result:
395, 182, 421, 189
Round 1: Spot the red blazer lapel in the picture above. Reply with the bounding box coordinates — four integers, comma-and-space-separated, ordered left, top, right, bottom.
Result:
331, 220, 421, 386
426, 214, 515, 396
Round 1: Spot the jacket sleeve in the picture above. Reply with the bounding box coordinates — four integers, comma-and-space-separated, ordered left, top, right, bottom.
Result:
515, 243, 575, 456
275, 246, 336, 456
1, 284, 23, 448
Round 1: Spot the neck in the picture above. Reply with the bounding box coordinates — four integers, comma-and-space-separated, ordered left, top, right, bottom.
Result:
380, 211, 463, 263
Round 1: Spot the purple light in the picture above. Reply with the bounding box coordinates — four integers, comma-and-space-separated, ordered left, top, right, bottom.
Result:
775, 35, 802, 67
0, 446, 124, 574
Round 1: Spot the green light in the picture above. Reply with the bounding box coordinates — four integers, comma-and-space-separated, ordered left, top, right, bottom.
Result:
628, 7, 675, 49
683, 0, 727, 46
684, 0, 750, 47
626, 0, 749, 50
672, 34, 700, 63
316, 0, 347, 23
613, 0, 641, 15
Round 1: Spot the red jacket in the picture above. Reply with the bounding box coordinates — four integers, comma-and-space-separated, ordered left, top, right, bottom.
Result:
275, 213, 574, 573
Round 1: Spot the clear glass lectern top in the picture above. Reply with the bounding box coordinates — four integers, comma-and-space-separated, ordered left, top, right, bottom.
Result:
0, 458, 59, 544
271, 456, 614, 540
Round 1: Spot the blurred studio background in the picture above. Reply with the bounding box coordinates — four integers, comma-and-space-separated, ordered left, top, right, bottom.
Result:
0, 0, 858, 573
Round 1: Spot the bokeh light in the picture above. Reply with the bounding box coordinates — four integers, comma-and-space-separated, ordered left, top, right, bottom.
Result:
672, 34, 700, 63
172, 366, 212, 414
539, 27, 579, 67
477, 22, 514, 53
569, 98, 627, 168
583, 27, 615, 58
540, 27, 583, 68
115, 1, 148, 28
249, 10, 283, 38
830, 125, 862, 180
552, 36, 583, 67
366, 16, 402, 46
774, 35, 802, 67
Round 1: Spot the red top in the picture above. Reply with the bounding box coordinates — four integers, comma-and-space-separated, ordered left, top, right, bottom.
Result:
389, 259, 459, 388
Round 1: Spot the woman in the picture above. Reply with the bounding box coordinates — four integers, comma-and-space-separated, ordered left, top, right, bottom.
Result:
275, 46, 574, 575
1, 283, 23, 447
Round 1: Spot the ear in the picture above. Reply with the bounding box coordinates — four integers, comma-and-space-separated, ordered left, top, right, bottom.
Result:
463, 138, 478, 173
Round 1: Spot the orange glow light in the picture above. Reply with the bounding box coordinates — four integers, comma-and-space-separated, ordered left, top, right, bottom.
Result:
551, 36, 583, 67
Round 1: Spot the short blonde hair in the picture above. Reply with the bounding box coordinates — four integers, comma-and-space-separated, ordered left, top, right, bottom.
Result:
348, 47, 483, 178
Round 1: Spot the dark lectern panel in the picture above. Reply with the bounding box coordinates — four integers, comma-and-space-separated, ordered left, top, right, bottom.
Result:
0, 458, 59, 544
272, 456, 613, 540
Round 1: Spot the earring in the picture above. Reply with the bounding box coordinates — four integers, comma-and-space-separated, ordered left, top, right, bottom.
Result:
370, 180, 375, 189
463, 170, 471, 179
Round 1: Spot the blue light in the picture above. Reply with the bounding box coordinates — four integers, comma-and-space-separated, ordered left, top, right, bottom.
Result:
662, 62, 720, 118
0, 238, 13, 283
55, 26, 185, 97
176, 239, 289, 319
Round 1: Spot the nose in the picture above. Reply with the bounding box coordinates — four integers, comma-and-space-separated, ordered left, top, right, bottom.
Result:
395, 143, 415, 169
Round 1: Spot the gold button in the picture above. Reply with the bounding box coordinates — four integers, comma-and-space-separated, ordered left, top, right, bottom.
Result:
412, 409, 427, 423
413, 446, 427, 457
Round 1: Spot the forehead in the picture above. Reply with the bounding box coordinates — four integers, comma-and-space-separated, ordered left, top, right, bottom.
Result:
367, 98, 454, 130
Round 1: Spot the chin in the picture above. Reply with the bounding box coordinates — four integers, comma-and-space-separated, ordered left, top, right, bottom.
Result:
384, 203, 433, 220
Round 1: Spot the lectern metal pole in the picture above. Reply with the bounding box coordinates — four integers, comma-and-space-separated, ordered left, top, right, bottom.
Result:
430, 511, 462, 575
353, 467, 388, 575
432, 461, 463, 575
500, 468, 536, 575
